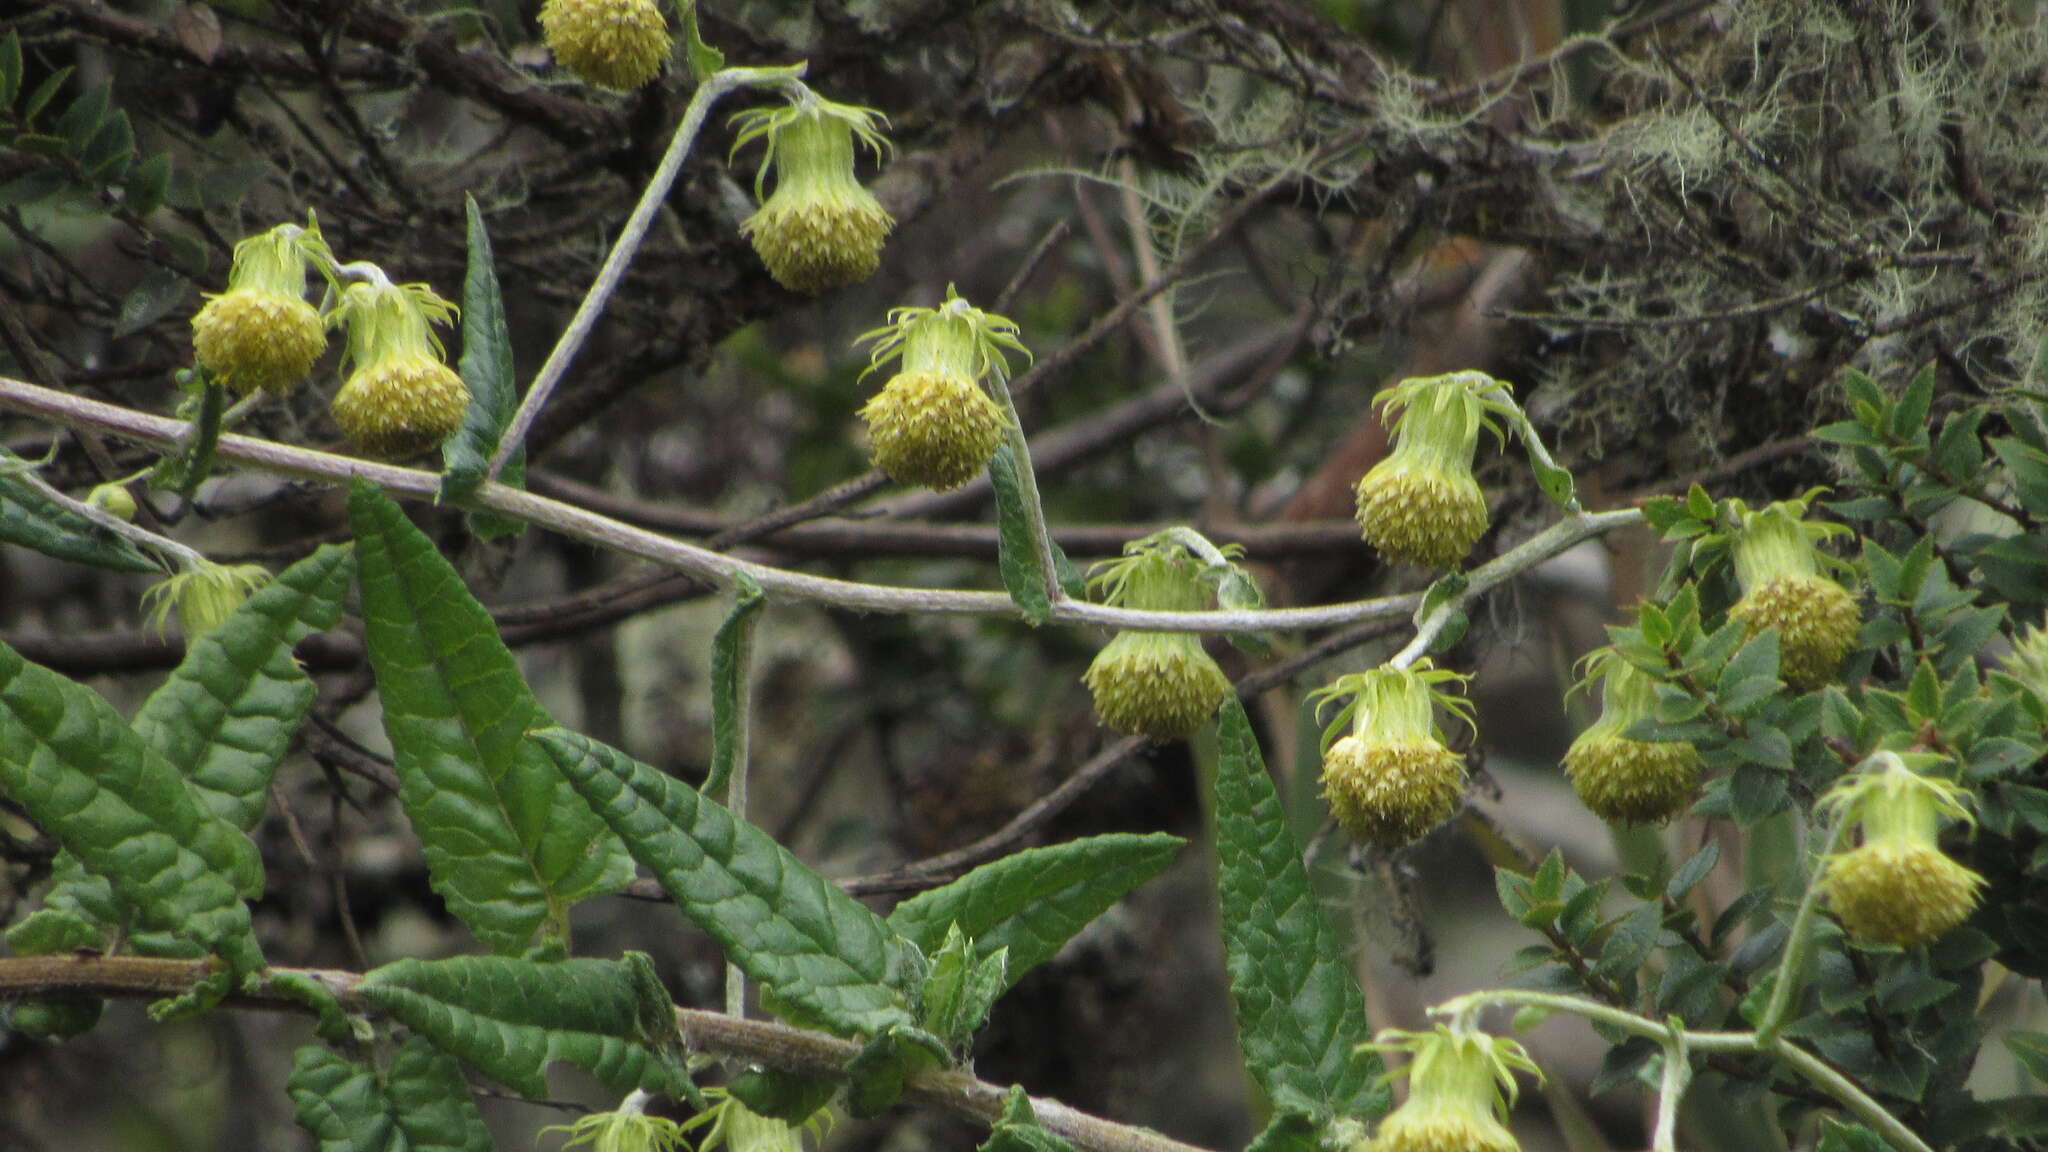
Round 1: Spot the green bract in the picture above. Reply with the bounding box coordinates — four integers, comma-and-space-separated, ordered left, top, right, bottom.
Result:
731, 94, 894, 294
190, 219, 334, 395
1707, 492, 1861, 692
1309, 661, 1474, 847
1361, 1024, 1540, 1152
1353, 371, 1522, 569
1080, 531, 1246, 741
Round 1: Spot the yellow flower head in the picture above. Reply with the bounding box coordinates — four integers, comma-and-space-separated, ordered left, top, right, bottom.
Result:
1309, 662, 1475, 847
1354, 372, 1522, 569
1561, 649, 1702, 824
731, 94, 894, 293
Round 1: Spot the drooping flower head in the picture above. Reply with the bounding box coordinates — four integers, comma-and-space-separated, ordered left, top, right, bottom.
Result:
1562, 648, 1702, 824
539, 0, 671, 91
1817, 751, 1984, 948
544, 1107, 688, 1152
731, 93, 894, 294
1309, 661, 1475, 848
1718, 492, 1860, 692
1081, 531, 1246, 742
855, 287, 1026, 491
1362, 1023, 1541, 1152
677, 1087, 832, 1152
328, 269, 468, 458
1998, 621, 2048, 722
1354, 371, 1523, 569
143, 558, 271, 646
190, 217, 335, 395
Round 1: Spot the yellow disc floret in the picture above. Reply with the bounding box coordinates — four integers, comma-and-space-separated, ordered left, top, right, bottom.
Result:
539, 0, 671, 91
190, 219, 334, 394
1816, 752, 1984, 948
1353, 372, 1523, 570
861, 371, 1005, 491
1310, 661, 1476, 848
732, 96, 894, 294
329, 273, 467, 458
1561, 650, 1702, 824
1080, 531, 1255, 742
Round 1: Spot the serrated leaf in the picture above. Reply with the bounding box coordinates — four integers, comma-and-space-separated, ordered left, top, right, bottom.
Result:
134, 544, 354, 836
1890, 363, 1935, 442
1666, 841, 1720, 901
0, 641, 262, 974
702, 575, 764, 798
350, 483, 630, 954
1212, 699, 1383, 1121
980, 1087, 1078, 1152
53, 81, 110, 152
534, 726, 917, 1037
358, 953, 689, 1099
918, 926, 1007, 1046
0, 453, 160, 572
989, 441, 1050, 625
886, 832, 1182, 990
289, 1039, 492, 1152
440, 196, 525, 540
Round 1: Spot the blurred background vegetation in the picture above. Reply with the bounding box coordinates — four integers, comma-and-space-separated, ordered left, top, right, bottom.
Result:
3, 0, 2047, 1149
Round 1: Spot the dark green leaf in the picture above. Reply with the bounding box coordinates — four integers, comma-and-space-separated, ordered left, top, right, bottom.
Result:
53, 82, 109, 152
845, 1031, 908, 1118
1211, 699, 1383, 1120
350, 483, 630, 954
21, 67, 74, 124
0, 32, 20, 107
1242, 1110, 1318, 1152
388, 1037, 496, 1152
150, 377, 224, 501
440, 196, 526, 540
2007, 1032, 2048, 1083
1816, 1118, 1893, 1152
917, 923, 1007, 1045
0, 453, 160, 572
0, 641, 262, 975
534, 727, 917, 1037
1666, 841, 1720, 901
124, 152, 170, 215
81, 109, 133, 180
1991, 437, 2048, 516
1890, 363, 1935, 442
886, 832, 1182, 990
0, 166, 71, 207
702, 575, 765, 798
726, 1067, 837, 1125
989, 441, 1050, 625
289, 1046, 400, 1152
358, 953, 690, 1098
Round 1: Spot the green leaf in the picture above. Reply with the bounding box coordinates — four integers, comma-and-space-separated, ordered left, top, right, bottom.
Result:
0, 32, 20, 107
53, 82, 109, 151
0, 452, 160, 573
358, 953, 690, 1099
1666, 841, 1720, 902
1890, 363, 1935, 442
82, 109, 134, 180
679, 2, 725, 82
918, 923, 1007, 1046
288, 1039, 493, 1152
1211, 699, 1383, 1120
2007, 1032, 2048, 1082
440, 196, 525, 540
702, 575, 764, 798
0, 166, 71, 207
125, 152, 171, 216
113, 264, 191, 339
845, 1030, 908, 1118
1991, 437, 2048, 517
1243, 1110, 1319, 1152
150, 378, 225, 498
350, 483, 630, 954
978, 1087, 1078, 1152
886, 832, 1182, 990
0, 641, 262, 975
535, 726, 918, 1037
726, 1067, 837, 1125
21, 67, 74, 124
989, 441, 1050, 626
135, 544, 354, 835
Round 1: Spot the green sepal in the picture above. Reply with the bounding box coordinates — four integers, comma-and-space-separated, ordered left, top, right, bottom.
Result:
978, 1086, 1077, 1152
726, 1066, 839, 1126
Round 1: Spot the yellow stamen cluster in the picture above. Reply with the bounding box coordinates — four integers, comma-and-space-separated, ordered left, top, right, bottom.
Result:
1562, 650, 1701, 824
329, 277, 468, 458
189, 221, 334, 394
1723, 496, 1860, 692
1311, 662, 1475, 848
143, 560, 272, 645
1081, 533, 1244, 742
1353, 372, 1522, 570
539, 0, 671, 91
732, 97, 894, 294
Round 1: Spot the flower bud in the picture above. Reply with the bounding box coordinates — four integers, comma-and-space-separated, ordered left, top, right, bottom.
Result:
1310, 662, 1474, 847
1817, 752, 1984, 948
545, 1106, 687, 1152
84, 482, 137, 521
731, 96, 894, 294
1363, 1024, 1540, 1152
1723, 494, 1860, 692
190, 220, 333, 395
678, 1087, 831, 1152
856, 288, 1025, 491
538, 0, 671, 91
1354, 371, 1521, 569
1081, 537, 1236, 742
329, 274, 468, 458
1562, 650, 1701, 824
143, 559, 271, 645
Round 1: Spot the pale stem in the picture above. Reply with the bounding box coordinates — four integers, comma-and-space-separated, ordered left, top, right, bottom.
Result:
484, 65, 808, 483
986, 371, 1065, 606
1652, 1024, 1690, 1152
724, 614, 756, 1021
0, 374, 1643, 635
1755, 801, 1851, 1043
1430, 989, 1937, 1152
9, 450, 202, 570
